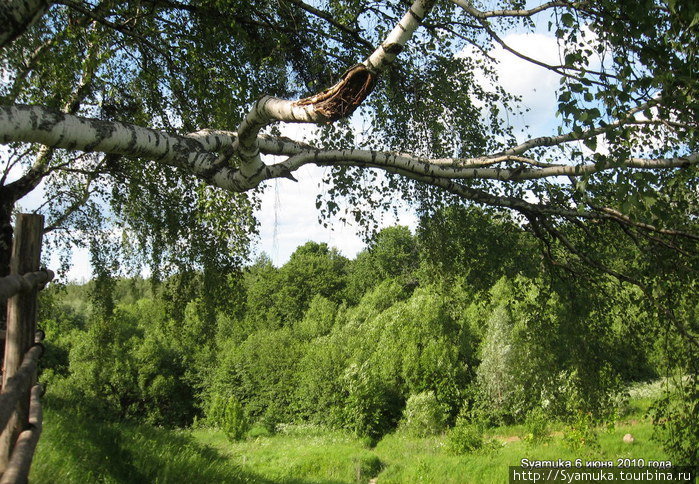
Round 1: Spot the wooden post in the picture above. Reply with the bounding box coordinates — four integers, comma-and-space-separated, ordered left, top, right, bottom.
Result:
0, 215, 44, 473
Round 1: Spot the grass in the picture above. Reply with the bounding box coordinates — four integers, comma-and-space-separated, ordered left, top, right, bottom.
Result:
32, 398, 380, 483
191, 410, 669, 484
193, 425, 382, 483
31, 403, 261, 483
373, 420, 667, 484
31, 380, 673, 483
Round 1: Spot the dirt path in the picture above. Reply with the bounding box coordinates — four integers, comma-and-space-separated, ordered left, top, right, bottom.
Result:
492, 430, 566, 444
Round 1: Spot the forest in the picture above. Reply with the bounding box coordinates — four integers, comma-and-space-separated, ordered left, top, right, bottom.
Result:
30, 208, 696, 481
0, 0, 697, 481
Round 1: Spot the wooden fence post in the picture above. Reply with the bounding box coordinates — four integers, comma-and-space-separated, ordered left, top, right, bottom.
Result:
0, 215, 44, 473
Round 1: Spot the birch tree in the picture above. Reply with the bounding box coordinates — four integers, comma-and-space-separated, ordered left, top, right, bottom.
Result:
1, 0, 697, 340
1, 0, 696, 258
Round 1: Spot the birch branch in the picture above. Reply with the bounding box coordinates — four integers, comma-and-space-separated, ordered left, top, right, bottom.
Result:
0, 0, 51, 49
235, 0, 435, 183
449, 0, 574, 18
3, 105, 696, 195
275, 147, 698, 182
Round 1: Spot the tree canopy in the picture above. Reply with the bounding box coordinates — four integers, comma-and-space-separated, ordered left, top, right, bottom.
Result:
1, 0, 696, 272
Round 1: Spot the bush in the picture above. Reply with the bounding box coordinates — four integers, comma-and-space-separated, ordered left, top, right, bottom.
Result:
446, 420, 484, 455
247, 423, 273, 439
207, 395, 250, 442
399, 391, 446, 437
341, 363, 402, 442
252, 404, 280, 437
523, 407, 550, 445
563, 410, 599, 451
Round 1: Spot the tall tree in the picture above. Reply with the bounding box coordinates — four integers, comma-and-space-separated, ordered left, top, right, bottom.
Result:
1, 1, 695, 265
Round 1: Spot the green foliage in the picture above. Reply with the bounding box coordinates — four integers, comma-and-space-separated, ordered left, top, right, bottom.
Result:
294, 331, 350, 424
340, 362, 403, 442
417, 206, 537, 291
272, 242, 348, 324
50, 293, 200, 426
473, 277, 560, 423
206, 395, 250, 442
523, 408, 551, 445
208, 328, 303, 422
37, 223, 692, 461
66, 316, 141, 420
563, 410, 601, 451
470, 276, 631, 427
364, 286, 473, 420
651, 375, 699, 465
243, 244, 348, 327
399, 391, 447, 437
445, 419, 485, 455
294, 295, 337, 340
344, 226, 418, 303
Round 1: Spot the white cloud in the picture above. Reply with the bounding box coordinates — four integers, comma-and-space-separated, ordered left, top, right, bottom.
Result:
61, 246, 92, 283
459, 31, 563, 139
254, 122, 417, 266
489, 32, 562, 136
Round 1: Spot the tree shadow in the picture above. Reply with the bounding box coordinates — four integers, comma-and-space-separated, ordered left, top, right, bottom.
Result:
31, 397, 365, 484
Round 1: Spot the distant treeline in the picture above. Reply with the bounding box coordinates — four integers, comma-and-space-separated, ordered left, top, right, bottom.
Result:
38, 206, 683, 453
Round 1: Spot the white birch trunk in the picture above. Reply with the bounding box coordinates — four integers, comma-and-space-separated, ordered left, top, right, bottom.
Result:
0, 0, 51, 49
3, 105, 695, 197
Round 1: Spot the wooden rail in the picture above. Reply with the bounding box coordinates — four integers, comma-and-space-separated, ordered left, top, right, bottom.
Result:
0, 345, 43, 439
0, 385, 42, 484
0, 214, 53, 483
0, 271, 54, 303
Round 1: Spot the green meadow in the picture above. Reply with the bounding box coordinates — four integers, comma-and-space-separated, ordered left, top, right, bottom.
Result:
32, 383, 670, 483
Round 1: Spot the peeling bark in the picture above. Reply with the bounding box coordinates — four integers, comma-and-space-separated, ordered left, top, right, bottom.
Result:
235, 0, 435, 186
295, 64, 376, 121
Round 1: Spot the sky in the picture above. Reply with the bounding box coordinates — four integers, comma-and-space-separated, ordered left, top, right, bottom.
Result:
248, 27, 564, 267
9, 23, 566, 281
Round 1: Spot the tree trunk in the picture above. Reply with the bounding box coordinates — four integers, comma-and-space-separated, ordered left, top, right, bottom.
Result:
0, 0, 51, 50
0, 195, 15, 338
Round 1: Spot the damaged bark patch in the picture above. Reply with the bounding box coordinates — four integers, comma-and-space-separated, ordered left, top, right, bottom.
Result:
295, 64, 376, 121
382, 42, 404, 55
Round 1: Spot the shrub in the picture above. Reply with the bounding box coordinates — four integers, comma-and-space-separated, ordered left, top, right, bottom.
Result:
222, 397, 250, 442
399, 391, 447, 437
207, 394, 250, 442
563, 410, 599, 451
247, 423, 273, 439
446, 420, 484, 455
341, 363, 402, 442
523, 407, 550, 445
256, 404, 281, 436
